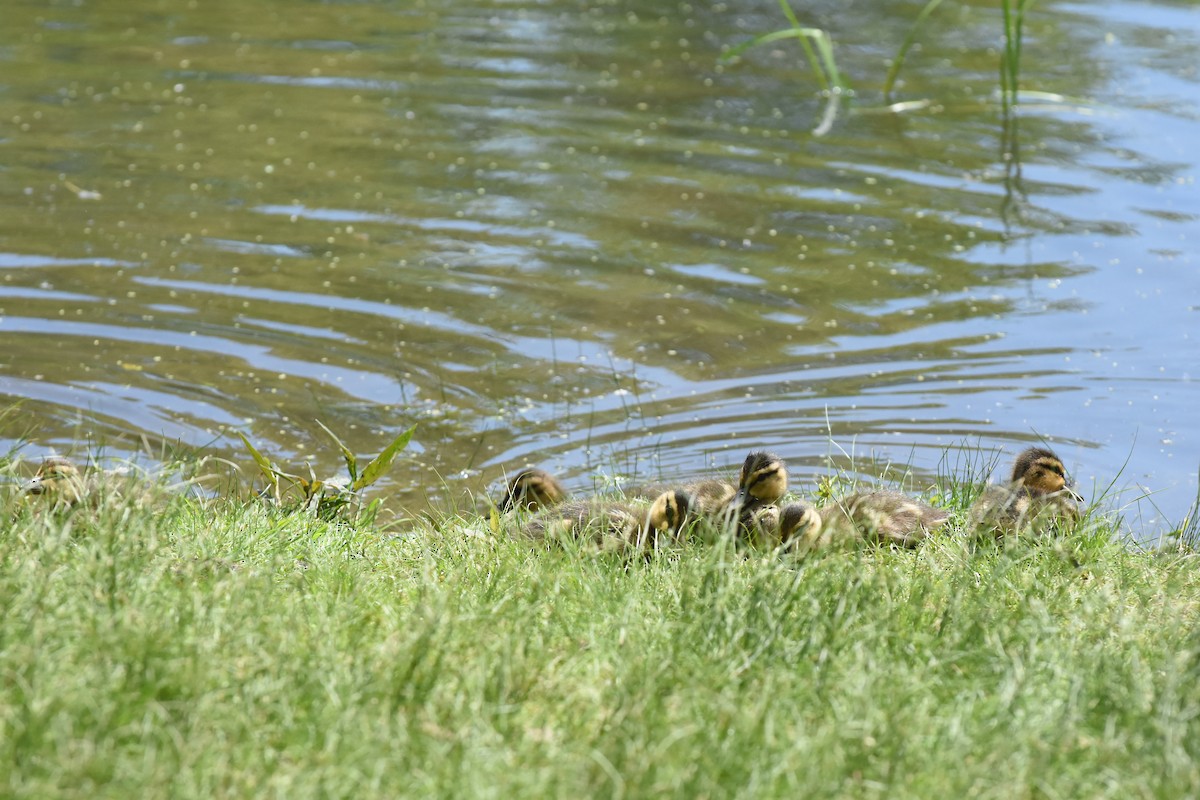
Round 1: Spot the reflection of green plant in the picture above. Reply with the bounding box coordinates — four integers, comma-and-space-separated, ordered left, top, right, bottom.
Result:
999, 0, 1035, 114
724, 0, 844, 94
734, 0, 1038, 128
237, 423, 416, 523
882, 0, 948, 101
884, 0, 1035, 111
722, 0, 848, 136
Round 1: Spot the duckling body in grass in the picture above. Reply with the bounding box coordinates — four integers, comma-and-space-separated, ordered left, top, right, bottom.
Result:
968, 447, 1083, 539
19, 456, 161, 516
496, 467, 568, 513
22, 456, 90, 508
773, 491, 950, 551
521, 490, 690, 554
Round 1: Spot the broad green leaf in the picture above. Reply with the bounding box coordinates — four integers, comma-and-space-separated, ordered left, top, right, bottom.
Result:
316, 419, 358, 483
237, 431, 279, 493
352, 424, 416, 491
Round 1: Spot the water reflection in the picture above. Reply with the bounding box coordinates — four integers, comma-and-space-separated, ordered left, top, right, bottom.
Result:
0, 0, 1196, 535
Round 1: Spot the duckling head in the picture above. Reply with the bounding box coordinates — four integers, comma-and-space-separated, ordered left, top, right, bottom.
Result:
645, 489, 690, 539
499, 467, 567, 513
734, 451, 788, 513
1012, 447, 1083, 502
24, 456, 86, 506
743, 504, 780, 546
777, 502, 821, 544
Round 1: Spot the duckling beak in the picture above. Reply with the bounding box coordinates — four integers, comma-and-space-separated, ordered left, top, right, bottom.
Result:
22, 476, 46, 495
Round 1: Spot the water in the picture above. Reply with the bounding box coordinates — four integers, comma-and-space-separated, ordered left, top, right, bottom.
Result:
1, 0, 1196, 536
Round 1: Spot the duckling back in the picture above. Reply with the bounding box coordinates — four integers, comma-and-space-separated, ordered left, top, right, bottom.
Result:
520, 499, 638, 549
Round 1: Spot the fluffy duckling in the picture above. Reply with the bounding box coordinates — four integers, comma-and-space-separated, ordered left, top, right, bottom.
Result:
521, 490, 690, 554
742, 504, 782, 547
496, 467, 568, 513
734, 451, 788, 516
643, 479, 734, 515
632, 450, 787, 531
23, 456, 89, 507
20, 455, 162, 514
968, 447, 1084, 539
773, 491, 950, 552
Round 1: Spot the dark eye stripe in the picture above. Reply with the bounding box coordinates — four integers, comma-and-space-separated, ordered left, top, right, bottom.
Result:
751, 466, 779, 485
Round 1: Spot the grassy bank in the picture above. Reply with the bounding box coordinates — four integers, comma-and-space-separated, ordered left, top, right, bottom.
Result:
2, 476, 1199, 799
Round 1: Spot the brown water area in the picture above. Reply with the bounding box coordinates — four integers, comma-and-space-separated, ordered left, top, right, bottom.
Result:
1, 0, 1197, 535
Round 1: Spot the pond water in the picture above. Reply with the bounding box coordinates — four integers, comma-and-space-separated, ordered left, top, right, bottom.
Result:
2, 0, 1197, 535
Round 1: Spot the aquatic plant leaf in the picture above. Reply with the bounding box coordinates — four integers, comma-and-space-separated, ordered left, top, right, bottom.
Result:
316, 419, 358, 483
237, 431, 280, 496
352, 424, 416, 492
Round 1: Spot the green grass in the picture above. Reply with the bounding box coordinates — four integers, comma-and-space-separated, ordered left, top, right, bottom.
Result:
3, 473, 1200, 798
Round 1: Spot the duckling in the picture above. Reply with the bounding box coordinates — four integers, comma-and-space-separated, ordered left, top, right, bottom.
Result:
734, 450, 788, 516
20, 455, 160, 514
742, 504, 782, 548
521, 489, 690, 554
23, 456, 89, 507
496, 467, 568, 513
968, 446, 1084, 539
773, 491, 950, 551
631, 450, 788, 532
643, 479, 734, 515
